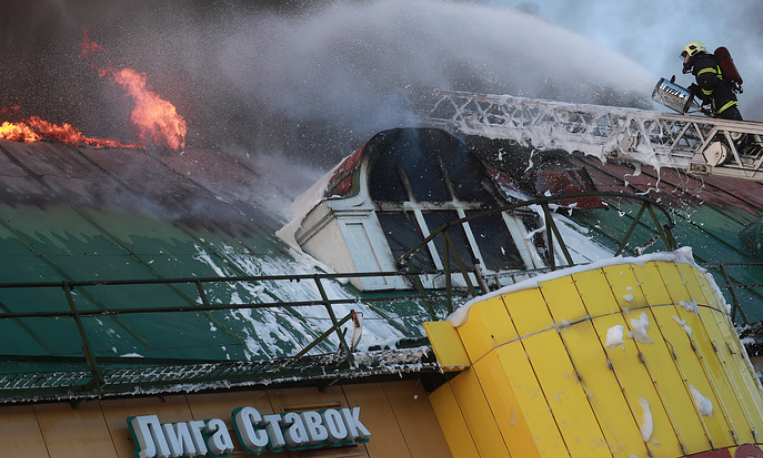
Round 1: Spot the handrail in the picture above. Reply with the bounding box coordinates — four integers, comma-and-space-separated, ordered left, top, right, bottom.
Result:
0, 270, 456, 320
0, 269, 456, 401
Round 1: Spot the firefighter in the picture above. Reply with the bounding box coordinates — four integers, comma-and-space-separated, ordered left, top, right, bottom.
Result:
681, 41, 743, 120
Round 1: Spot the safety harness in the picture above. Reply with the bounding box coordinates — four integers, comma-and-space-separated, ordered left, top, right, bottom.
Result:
697, 65, 739, 114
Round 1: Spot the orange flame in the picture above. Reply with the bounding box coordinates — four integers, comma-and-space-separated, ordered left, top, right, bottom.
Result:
108, 68, 187, 150
0, 121, 42, 143
82, 34, 187, 151
1, 33, 187, 151
0, 115, 140, 148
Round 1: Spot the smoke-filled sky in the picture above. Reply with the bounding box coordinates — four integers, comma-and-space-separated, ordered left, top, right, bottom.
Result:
496, 0, 763, 121
1, 0, 761, 166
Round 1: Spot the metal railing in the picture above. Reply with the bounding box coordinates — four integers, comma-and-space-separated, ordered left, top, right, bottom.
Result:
0, 270, 451, 403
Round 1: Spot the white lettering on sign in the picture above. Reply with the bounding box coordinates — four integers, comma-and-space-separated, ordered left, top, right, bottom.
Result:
129, 415, 171, 458
232, 406, 370, 454
204, 419, 234, 457
232, 407, 269, 454
129, 406, 370, 457
128, 415, 234, 458
303, 411, 329, 444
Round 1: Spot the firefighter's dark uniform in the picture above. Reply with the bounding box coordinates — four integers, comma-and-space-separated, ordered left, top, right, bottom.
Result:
688, 53, 743, 120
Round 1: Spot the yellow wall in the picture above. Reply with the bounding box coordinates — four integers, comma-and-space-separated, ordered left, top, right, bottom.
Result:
0, 380, 451, 458
426, 260, 763, 458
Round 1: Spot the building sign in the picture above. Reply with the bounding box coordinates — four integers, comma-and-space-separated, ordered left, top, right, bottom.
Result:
128, 406, 371, 458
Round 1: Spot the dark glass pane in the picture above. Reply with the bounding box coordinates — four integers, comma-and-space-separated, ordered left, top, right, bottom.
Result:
444, 146, 497, 203
377, 213, 433, 270
393, 130, 451, 202
467, 211, 526, 271
368, 148, 408, 202
422, 212, 473, 270
367, 128, 496, 204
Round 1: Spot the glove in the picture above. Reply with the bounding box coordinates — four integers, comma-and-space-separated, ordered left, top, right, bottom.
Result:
688, 83, 701, 97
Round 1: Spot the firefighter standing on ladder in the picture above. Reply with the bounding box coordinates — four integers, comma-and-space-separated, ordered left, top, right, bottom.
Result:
682, 41, 743, 120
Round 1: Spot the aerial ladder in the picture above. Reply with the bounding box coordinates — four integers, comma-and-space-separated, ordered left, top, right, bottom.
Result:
405, 87, 763, 181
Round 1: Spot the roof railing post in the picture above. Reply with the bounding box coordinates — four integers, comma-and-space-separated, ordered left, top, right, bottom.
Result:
473, 259, 489, 294
195, 280, 210, 306
285, 311, 353, 365
645, 203, 678, 251
314, 275, 355, 368
616, 202, 648, 256
443, 234, 453, 315
62, 282, 104, 391
543, 202, 556, 270
718, 265, 748, 325
405, 260, 438, 320
443, 230, 476, 298
541, 201, 575, 268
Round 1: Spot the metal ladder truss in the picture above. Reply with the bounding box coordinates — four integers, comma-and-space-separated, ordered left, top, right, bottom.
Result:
405, 88, 763, 182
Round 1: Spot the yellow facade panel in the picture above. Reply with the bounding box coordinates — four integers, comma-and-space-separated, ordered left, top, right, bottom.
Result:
671, 305, 737, 448
35, 401, 119, 458
424, 321, 471, 370
429, 260, 763, 458
430, 382, 481, 458
457, 296, 517, 363
571, 269, 618, 317
496, 342, 569, 458
654, 262, 694, 305
337, 383, 412, 458
472, 352, 540, 458
502, 288, 553, 341
627, 308, 710, 452
0, 405, 49, 456
653, 305, 740, 449
186, 390, 273, 421
602, 264, 647, 310
631, 261, 673, 307
557, 317, 649, 458
697, 307, 763, 441
538, 275, 588, 325
451, 368, 512, 458
382, 381, 454, 458
521, 329, 610, 458
676, 263, 714, 308
707, 309, 763, 433
101, 395, 196, 458
591, 312, 685, 458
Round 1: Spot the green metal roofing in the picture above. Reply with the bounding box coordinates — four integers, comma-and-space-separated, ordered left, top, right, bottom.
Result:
0, 139, 447, 402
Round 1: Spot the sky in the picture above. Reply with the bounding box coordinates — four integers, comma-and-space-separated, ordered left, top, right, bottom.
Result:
491, 0, 763, 120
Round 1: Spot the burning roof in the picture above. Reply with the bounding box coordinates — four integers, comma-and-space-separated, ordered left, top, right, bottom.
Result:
0, 33, 185, 151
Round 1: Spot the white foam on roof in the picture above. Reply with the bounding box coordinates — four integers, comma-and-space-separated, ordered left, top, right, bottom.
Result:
448, 247, 697, 327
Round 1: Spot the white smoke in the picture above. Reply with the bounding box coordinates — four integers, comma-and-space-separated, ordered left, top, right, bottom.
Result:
217, 0, 657, 138
496, 0, 763, 120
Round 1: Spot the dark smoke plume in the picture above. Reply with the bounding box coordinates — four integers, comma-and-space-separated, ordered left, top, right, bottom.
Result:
1, 0, 656, 167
